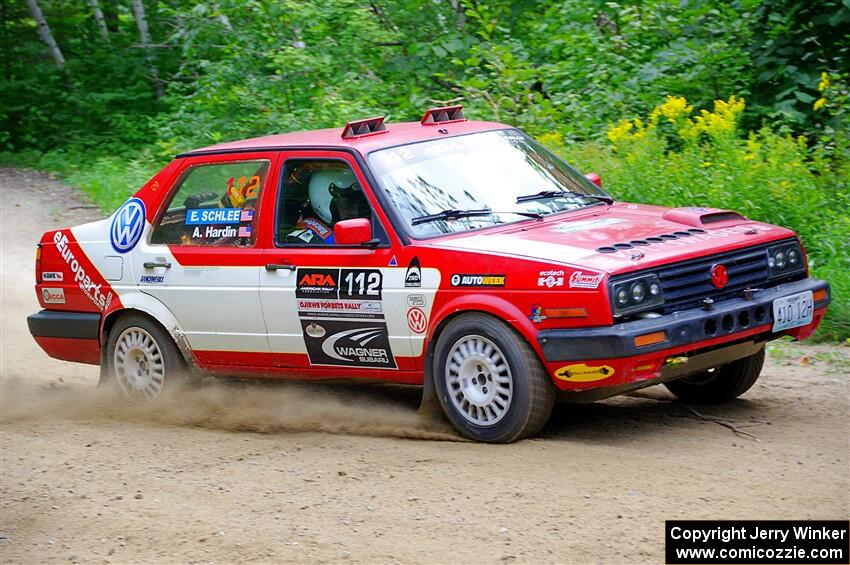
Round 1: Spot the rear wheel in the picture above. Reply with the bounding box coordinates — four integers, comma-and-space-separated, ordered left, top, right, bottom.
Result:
664, 348, 765, 404
433, 313, 555, 443
103, 313, 184, 400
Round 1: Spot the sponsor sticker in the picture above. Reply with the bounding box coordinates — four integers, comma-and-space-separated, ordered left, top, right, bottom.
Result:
185, 208, 241, 225
554, 363, 615, 383
301, 320, 396, 369
53, 231, 113, 311
304, 322, 326, 338
569, 271, 604, 289
298, 299, 382, 320
450, 274, 506, 287
404, 257, 422, 288
552, 217, 624, 234
110, 197, 146, 253
191, 225, 238, 239
42, 287, 65, 304
140, 275, 165, 284
388, 255, 398, 267
296, 269, 339, 299
42, 271, 63, 281
407, 307, 427, 334
537, 269, 565, 288
406, 294, 426, 307
530, 304, 545, 323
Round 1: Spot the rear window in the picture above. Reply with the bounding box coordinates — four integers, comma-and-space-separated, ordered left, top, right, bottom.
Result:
151, 160, 269, 246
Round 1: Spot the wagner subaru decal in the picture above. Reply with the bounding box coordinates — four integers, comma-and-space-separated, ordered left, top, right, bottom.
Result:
110, 197, 146, 253
301, 320, 396, 369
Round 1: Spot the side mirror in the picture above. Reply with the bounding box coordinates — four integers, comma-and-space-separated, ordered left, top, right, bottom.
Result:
334, 218, 372, 245
585, 172, 602, 188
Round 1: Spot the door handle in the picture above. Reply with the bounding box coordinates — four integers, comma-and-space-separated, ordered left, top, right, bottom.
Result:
143, 261, 172, 269
265, 263, 296, 272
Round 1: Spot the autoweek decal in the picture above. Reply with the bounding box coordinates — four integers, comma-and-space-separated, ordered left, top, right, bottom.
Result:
296, 268, 396, 368
450, 274, 506, 287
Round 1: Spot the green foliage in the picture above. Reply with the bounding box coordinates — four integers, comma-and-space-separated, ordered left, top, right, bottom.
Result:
2, 0, 849, 339
557, 96, 850, 339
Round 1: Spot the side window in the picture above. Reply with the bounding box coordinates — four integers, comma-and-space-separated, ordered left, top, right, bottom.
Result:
276, 160, 372, 246
151, 160, 269, 246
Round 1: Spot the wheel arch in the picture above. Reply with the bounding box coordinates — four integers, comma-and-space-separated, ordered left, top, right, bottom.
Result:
418, 295, 545, 414
100, 291, 196, 369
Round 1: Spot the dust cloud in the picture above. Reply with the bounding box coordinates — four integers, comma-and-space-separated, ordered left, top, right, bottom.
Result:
0, 375, 463, 441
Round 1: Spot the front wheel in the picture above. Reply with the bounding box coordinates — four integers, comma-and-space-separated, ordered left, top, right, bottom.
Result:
433, 314, 555, 443
103, 313, 184, 400
664, 348, 766, 404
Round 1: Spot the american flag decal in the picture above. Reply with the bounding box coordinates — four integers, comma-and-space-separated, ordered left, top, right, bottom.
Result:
240, 209, 254, 222
238, 225, 252, 238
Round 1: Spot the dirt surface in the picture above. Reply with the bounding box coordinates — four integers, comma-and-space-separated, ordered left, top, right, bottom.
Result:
1, 167, 848, 564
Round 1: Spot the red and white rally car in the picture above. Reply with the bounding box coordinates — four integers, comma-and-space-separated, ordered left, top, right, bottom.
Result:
28, 106, 831, 442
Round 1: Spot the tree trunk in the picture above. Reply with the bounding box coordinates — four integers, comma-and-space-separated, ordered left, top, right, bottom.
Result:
25, 0, 66, 69
131, 0, 164, 98
88, 0, 109, 41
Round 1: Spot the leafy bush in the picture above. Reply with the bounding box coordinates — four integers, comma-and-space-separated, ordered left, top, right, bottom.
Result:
555, 95, 850, 339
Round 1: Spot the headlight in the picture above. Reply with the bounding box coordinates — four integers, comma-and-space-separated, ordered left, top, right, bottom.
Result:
767, 241, 805, 279
610, 274, 664, 317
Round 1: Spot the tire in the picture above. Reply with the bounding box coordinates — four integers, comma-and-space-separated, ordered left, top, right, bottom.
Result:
664, 348, 766, 404
102, 312, 184, 400
433, 313, 555, 443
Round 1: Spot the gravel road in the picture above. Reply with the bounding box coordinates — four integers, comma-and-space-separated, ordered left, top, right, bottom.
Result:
1, 167, 848, 564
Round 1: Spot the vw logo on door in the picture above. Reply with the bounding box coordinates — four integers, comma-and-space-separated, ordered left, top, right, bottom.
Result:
110, 197, 146, 253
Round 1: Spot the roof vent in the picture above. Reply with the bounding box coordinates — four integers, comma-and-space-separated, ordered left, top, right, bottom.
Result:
421, 105, 466, 125
341, 116, 388, 139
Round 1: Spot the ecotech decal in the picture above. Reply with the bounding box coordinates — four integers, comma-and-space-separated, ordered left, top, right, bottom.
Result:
53, 231, 113, 311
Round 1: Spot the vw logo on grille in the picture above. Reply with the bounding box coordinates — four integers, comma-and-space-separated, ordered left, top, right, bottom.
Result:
110, 197, 146, 253
710, 263, 728, 289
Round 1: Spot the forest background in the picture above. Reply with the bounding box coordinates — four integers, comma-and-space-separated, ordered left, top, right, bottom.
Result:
3, 0, 848, 338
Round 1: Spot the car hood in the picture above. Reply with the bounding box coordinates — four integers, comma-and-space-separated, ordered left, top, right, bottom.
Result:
431, 203, 796, 274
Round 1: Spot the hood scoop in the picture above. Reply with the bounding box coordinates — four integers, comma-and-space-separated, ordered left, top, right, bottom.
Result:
662, 207, 747, 227
596, 228, 706, 254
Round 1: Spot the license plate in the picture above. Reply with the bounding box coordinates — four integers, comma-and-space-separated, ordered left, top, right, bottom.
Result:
772, 291, 814, 332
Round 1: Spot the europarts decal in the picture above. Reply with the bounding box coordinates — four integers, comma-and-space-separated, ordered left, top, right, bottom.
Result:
53, 231, 113, 311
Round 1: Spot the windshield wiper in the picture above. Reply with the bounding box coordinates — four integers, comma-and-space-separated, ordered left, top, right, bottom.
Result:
516, 190, 613, 205
411, 208, 543, 226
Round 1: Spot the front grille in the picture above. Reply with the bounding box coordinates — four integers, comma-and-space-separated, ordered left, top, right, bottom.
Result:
615, 239, 805, 315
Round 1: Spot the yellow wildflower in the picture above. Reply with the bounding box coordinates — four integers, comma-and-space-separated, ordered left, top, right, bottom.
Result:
813, 97, 827, 111
650, 95, 693, 124
701, 161, 712, 168
818, 72, 830, 92
538, 131, 564, 148
607, 119, 634, 144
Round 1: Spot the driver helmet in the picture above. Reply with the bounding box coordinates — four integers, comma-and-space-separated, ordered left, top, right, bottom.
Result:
308, 168, 360, 224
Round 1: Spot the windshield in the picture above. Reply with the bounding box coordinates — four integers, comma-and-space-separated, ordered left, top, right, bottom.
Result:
367, 129, 611, 238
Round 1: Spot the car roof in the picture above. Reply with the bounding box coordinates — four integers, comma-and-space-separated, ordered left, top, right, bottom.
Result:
179, 119, 511, 157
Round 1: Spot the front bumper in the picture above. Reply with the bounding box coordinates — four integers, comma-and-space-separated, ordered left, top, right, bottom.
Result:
538, 277, 829, 362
